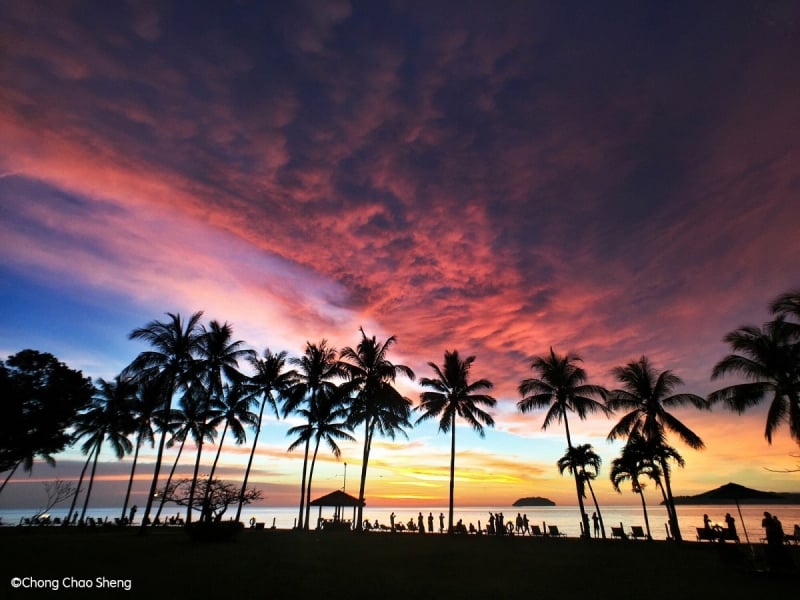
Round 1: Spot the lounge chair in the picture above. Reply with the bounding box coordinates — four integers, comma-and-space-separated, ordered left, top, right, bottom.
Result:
611, 526, 627, 540
531, 525, 545, 537
696, 527, 716, 542
630, 525, 647, 540
547, 525, 566, 538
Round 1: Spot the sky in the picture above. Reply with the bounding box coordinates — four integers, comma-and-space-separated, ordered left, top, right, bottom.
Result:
1, 0, 800, 512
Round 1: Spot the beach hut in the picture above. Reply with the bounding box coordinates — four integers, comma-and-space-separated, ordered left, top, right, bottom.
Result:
310, 490, 364, 531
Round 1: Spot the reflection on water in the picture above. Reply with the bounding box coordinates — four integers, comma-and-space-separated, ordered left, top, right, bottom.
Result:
2, 504, 798, 541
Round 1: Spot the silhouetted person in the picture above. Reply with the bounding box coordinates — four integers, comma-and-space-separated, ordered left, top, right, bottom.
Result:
390, 512, 396, 532
439, 512, 445, 534
428, 512, 434, 534
522, 514, 530, 535
724, 513, 736, 537
763, 511, 789, 572
418, 512, 425, 533
129, 505, 137, 525
703, 514, 712, 531
592, 512, 600, 538
488, 513, 495, 535
516, 513, 523, 534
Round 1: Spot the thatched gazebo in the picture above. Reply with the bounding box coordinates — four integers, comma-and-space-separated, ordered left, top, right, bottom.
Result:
309, 490, 364, 531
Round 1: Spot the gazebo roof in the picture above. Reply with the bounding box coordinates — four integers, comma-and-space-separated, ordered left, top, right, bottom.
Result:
309, 489, 364, 507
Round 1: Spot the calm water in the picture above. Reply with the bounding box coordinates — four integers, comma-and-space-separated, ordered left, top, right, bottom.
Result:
3, 504, 798, 542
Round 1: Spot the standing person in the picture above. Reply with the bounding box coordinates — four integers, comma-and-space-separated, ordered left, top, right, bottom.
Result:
418, 512, 425, 533
724, 513, 736, 537
428, 512, 434, 534
129, 505, 137, 526
516, 513, 523, 534
592, 512, 600, 538
488, 513, 495, 535
522, 514, 530, 535
439, 512, 445, 534
390, 512, 396, 532
496, 513, 504, 536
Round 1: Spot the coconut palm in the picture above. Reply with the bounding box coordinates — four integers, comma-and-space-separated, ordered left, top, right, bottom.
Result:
200, 383, 257, 522
610, 435, 660, 540
517, 348, 607, 538
771, 288, 800, 338
73, 377, 135, 523
196, 320, 254, 405
125, 311, 204, 531
557, 444, 605, 538
120, 378, 161, 524
710, 317, 800, 445
417, 350, 495, 534
340, 329, 415, 532
607, 356, 706, 541
235, 349, 297, 522
287, 388, 355, 530
285, 341, 344, 530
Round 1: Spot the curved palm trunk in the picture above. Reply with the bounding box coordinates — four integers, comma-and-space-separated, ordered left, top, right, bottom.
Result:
121, 431, 143, 522
448, 411, 456, 534
304, 437, 322, 530
659, 459, 682, 542
202, 421, 230, 522
637, 485, 652, 540
66, 452, 93, 525
236, 395, 269, 523
563, 413, 590, 538
585, 477, 606, 539
139, 379, 175, 533
0, 463, 20, 496
79, 441, 103, 523
356, 419, 372, 532
155, 435, 186, 522
187, 437, 206, 523
296, 436, 311, 530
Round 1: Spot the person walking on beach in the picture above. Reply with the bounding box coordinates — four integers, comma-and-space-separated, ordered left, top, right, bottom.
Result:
439, 512, 445, 534
522, 514, 530, 535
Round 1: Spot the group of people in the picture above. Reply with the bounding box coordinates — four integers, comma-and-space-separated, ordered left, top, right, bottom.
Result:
702, 512, 738, 539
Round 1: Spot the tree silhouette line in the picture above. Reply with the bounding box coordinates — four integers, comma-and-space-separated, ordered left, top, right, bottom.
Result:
1, 288, 798, 539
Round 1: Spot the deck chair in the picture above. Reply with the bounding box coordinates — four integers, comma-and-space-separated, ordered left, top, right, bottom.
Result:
630, 525, 647, 540
611, 526, 627, 539
547, 525, 566, 537
696, 527, 716, 542
531, 525, 545, 537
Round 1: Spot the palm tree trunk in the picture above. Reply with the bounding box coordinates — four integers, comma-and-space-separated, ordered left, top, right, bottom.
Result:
356, 419, 372, 532
305, 437, 322, 531
637, 486, 652, 539
187, 436, 205, 524
79, 441, 103, 523
448, 411, 456, 534
659, 458, 682, 542
0, 463, 19, 496
139, 379, 175, 533
202, 421, 229, 520
121, 431, 143, 522
236, 393, 268, 522
296, 436, 311, 530
585, 478, 606, 539
155, 435, 186, 523
563, 413, 590, 538
66, 451, 93, 525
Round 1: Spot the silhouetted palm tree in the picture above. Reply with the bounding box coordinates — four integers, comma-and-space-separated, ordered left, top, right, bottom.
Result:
183, 382, 224, 523
610, 435, 660, 540
417, 350, 495, 533
236, 349, 297, 522
518, 348, 607, 538
200, 383, 257, 522
287, 388, 355, 530
340, 329, 414, 531
710, 317, 800, 445
558, 444, 605, 538
607, 356, 706, 541
771, 288, 800, 338
74, 377, 135, 523
120, 379, 161, 524
285, 341, 344, 530
125, 311, 204, 531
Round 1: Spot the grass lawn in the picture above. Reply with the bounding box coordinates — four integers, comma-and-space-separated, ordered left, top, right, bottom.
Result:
1, 527, 796, 599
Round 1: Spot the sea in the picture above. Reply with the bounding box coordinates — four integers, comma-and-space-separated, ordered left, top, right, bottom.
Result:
2, 504, 798, 543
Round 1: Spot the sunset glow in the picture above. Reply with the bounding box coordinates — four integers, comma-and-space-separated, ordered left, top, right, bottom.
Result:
1, 1, 799, 513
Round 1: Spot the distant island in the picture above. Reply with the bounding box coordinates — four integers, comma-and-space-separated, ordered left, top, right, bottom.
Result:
512, 496, 556, 507
669, 482, 800, 505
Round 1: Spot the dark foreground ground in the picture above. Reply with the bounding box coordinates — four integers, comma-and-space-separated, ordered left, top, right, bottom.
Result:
1, 527, 796, 599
